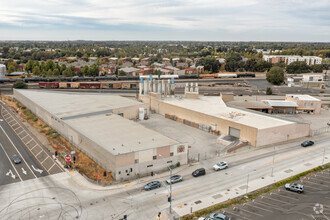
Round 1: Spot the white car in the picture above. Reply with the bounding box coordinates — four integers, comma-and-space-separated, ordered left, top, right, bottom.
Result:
213, 161, 228, 171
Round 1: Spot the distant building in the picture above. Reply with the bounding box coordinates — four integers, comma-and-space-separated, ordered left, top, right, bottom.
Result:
263, 55, 322, 65
119, 67, 140, 76
0, 64, 6, 79
286, 94, 321, 114
262, 100, 298, 114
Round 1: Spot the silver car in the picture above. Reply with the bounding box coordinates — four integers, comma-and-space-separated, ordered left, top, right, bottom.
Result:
213, 161, 228, 171
13, 155, 21, 164
166, 175, 183, 184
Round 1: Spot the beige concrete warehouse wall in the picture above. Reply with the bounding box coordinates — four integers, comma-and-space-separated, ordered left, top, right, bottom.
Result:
139, 95, 258, 146
14, 89, 116, 173
256, 123, 310, 147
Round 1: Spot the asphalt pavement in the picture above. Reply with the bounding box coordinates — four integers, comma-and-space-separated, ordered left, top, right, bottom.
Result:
0, 101, 63, 186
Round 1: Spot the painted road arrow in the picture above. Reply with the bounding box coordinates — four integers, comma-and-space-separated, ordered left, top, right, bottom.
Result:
31, 165, 43, 174
22, 168, 27, 175
6, 169, 16, 179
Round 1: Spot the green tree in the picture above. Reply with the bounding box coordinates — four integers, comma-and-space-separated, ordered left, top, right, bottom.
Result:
62, 68, 73, 77
25, 60, 34, 73
88, 64, 99, 76
311, 64, 323, 73
32, 66, 41, 76
45, 60, 54, 71
266, 87, 273, 95
266, 66, 285, 85
53, 68, 60, 76
13, 81, 28, 89
286, 61, 310, 74
47, 69, 53, 76
196, 58, 220, 73
118, 70, 125, 76
60, 64, 67, 74
82, 65, 89, 76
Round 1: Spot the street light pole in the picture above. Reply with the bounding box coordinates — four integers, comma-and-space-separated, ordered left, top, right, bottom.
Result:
169, 166, 172, 214
71, 136, 75, 170
271, 145, 275, 177
246, 173, 250, 195
322, 147, 326, 166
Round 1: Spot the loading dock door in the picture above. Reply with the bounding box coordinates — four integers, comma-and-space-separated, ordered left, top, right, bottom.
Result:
229, 127, 240, 138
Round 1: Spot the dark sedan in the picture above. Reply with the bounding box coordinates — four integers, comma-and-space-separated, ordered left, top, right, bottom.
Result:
301, 141, 314, 147
144, 181, 161, 191
12, 155, 22, 164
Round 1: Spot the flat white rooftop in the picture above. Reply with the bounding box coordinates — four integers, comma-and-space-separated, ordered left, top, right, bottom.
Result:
18, 90, 144, 119
287, 94, 321, 101
16, 90, 178, 155
162, 96, 294, 129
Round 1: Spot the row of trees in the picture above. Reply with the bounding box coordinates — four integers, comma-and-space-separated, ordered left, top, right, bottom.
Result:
24, 60, 99, 77
224, 53, 272, 72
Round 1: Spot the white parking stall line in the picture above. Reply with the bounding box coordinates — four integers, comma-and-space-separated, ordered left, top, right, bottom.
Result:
41, 156, 50, 164
0, 142, 22, 181
20, 134, 28, 140
315, 175, 330, 181
225, 210, 251, 220
271, 193, 300, 201
264, 195, 290, 204
245, 202, 273, 213
303, 184, 320, 191
256, 199, 283, 210
0, 125, 37, 178
47, 163, 56, 172
304, 180, 328, 188
238, 207, 264, 217
25, 139, 33, 145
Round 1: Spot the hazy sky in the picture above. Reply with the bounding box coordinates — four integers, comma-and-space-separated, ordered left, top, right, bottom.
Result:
0, 0, 329, 41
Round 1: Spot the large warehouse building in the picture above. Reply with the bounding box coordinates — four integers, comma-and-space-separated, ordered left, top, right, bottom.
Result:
139, 88, 310, 147
14, 90, 188, 181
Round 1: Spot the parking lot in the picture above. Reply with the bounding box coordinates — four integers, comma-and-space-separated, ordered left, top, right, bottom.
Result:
216, 168, 330, 220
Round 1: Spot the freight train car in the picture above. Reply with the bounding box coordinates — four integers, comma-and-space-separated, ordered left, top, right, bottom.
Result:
100, 83, 110, 89
112, 83, 122, 89
237, 73, 256, 78
39, 82, 59, 88
79, 82, 101, 89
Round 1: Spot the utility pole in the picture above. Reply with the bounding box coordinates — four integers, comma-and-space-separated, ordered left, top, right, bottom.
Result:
71, 136, 75, 170
169, 166, 172, 215
322, 147, 326, 166
271, 145, 275, 177
246, 174, 250, 195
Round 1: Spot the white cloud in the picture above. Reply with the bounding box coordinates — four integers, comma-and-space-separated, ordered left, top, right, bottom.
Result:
0, 0, 329, 41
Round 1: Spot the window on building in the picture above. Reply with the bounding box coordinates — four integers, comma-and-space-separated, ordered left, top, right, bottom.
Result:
118, 171, 121, 175
147, 165, 153, 168
170, 152, 174, 156
153, 155, 157, 160
135, 159, 139, 164
167, 160, 172, 164
130, 168, 133, 172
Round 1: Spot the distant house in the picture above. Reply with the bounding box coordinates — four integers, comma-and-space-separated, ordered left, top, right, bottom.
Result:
172, 58, 180, 63
176, 62, 188, 69
152, 62, 165, 68
118, 67, 140, 76
184, 58, 192, 63
217, 58, 226, 64
120, 62, 133, 68
185, 67, 196, 74
109, 58, 118, 64
88, 57, 98, 61
162, 58, 170, 63
132, 58, 140, 62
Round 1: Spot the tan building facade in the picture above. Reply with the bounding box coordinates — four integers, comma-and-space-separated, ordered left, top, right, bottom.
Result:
286, 94, 321, 114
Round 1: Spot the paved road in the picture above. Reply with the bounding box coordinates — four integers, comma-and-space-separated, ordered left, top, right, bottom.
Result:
0, 101, 63, 186
0, 134, 329, 219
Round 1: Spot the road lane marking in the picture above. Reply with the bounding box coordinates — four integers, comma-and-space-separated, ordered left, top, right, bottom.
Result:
264, 146, 323, 166
31, 165, 43, 174
21, 168, 27, 175
47, 163, 56, 172
25, 139, 33, 145
1, 108, 62, 174
0, 142, 22, 181
0, 125, 37, 178
30, 144, 38, 150
35, 150, 43, 157
6, 170, 16, 179
152, 187, 193, 200
41, 156, 50, 164
224, 210, 251, 220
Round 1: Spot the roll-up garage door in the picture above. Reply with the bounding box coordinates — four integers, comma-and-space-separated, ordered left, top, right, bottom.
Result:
229, 127, 240, 138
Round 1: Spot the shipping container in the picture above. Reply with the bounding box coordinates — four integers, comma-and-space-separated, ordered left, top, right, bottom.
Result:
121, 83, 131, 89
79, 82, 101, 89
59, 82, 68, 88
113, 83, 122, 89
100, 83, 110, 89
39, 82, 59, 88
70, 82, 80, 88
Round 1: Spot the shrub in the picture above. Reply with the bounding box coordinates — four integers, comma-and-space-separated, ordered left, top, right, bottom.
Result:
40, 129, 46, 133
13, 81, 28, 89
266, 87, 273, 95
